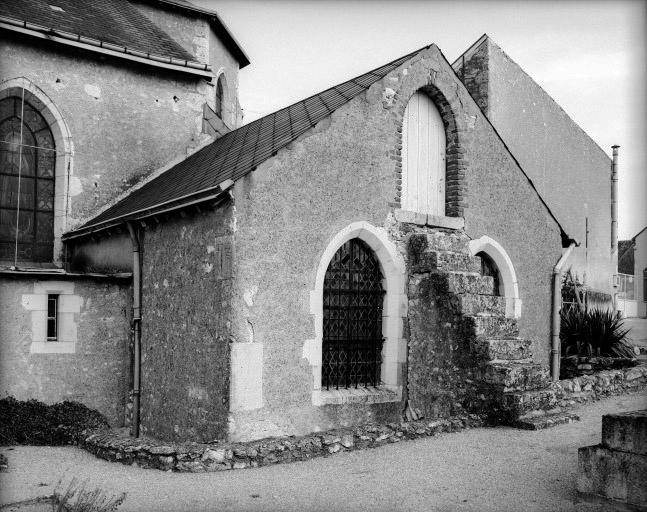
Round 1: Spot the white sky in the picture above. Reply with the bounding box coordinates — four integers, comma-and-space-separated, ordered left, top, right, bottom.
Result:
196, 0, 646, 239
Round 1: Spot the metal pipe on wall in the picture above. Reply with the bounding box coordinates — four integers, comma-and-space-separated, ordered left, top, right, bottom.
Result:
611, 145, 620, 306
551, 242, 577, 381
126, 222, 142, 438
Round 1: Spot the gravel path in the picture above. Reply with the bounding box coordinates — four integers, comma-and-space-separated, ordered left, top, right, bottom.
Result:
1, 392, 646, 512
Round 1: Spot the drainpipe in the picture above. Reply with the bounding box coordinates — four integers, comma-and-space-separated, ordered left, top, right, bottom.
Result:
611, 145, 620, 308
126, 222, 142, 437
551, 242, 577, 381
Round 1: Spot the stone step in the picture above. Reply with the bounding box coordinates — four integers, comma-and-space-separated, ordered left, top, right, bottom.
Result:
514, 411, 580, 430
463, 315, 519, 339
408, 231, 471, 255
602, 410, 647, 455
410, 250, 481, 274
472, 338, 533, 361
429, 271, 495, 296
479, 361, 551, 392
452, 294, 506, 316
501, 387, 559, 418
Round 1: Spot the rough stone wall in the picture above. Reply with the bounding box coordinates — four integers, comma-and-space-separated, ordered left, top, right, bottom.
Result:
139, 203, 234, 442
0, 34, 211, 234
460, 38, 613, 294
0, 276, 131, 425
228, 44, 563, 440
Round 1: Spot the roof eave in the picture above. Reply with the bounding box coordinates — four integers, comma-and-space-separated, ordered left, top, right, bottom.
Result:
0, 17, 213, 78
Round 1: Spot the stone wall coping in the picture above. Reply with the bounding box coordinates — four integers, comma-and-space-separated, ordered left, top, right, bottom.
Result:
556, 363, 647, 405
78, 414, 485, 473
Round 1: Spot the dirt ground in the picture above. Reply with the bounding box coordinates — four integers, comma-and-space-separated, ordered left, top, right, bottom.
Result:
1, 392, 646, 512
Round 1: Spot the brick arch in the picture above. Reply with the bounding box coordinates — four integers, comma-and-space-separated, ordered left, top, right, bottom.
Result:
392, 82, 467, 218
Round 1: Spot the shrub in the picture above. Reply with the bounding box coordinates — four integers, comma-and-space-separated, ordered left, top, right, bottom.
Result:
54, 477, 126, 512
560, 307, 634, 358
0, 397, 109, 446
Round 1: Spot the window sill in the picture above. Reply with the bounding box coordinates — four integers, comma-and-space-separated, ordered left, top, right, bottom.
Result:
30, 341, 75, 354
312, 385, 402, 406
394, 209, 464, 230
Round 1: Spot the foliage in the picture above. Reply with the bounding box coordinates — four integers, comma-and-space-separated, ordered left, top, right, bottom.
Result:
0, 397, 109, 446
53, 478, 126, 512
561, 269, 584, 308
560, 307, 634, 358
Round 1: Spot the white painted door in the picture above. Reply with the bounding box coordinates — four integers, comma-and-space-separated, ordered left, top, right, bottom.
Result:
401, 92, 445, 216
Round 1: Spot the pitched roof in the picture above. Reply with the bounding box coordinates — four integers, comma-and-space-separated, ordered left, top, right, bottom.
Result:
0, 0, 211, 75
63, 46, 428, 238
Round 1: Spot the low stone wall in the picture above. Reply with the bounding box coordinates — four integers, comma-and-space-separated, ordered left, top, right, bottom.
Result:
555, 363, 647, 407
79, 415, 485, 472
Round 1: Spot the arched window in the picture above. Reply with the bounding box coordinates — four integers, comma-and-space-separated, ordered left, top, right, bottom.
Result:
402, 91, 445, 216
215, 77, 224, 118
476, 251, 502, 296
322, 238, 385, 389
643, 268, 647, 302
0, 95, 55, 263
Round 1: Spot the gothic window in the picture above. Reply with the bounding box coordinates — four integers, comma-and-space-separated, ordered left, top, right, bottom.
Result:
215, 77, 224, 118
0, 96, 55, 262
402, 91, 445, 216
322, 238, 385, 389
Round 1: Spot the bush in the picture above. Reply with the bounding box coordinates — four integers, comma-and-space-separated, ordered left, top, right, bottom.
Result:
0, 397, 109, 446
560, 307, 635, 358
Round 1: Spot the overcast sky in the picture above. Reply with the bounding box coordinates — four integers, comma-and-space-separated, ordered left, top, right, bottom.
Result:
196, 0, 646, 239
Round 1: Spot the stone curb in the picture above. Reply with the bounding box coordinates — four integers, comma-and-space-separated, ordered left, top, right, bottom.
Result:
556, 363, 647, 407
77, 415, 485, 473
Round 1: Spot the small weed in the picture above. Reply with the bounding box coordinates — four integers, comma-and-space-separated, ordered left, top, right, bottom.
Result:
53, 478, 126, 512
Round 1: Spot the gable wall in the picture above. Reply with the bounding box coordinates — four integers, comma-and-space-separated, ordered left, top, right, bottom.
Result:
461, 39, 613, 295
226, 46, 563, 441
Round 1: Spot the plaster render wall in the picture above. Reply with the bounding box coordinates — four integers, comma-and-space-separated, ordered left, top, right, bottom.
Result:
482, 39, 612, 293
0, 34, 212, 235
0, 276, 131, 425
228, 45, 563, 440
635, 230, 647, 317
139, 204, 234, 442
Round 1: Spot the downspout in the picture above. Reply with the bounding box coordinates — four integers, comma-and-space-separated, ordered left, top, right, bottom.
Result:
611, 145, 620, 308
126, 222, 142, 437
551, 242, 577, 381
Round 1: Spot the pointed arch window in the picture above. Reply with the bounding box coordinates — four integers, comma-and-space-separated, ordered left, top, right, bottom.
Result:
215, 77, 224, 118
402, 91, 445, 216
0, 95, 55, 262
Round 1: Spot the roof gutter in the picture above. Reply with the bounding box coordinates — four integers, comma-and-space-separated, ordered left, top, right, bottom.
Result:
62, 179, 234, 241
0, 15, 213, 78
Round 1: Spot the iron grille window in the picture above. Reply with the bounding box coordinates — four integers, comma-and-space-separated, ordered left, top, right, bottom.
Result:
47, 294, 58, 341
322, 238, 385, 390
0, 96, 56, 263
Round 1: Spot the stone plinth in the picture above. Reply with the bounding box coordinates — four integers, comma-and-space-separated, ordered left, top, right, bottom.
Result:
577, 410, 647, 508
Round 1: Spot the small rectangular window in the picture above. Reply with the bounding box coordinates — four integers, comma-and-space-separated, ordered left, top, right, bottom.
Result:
47, 294, 58, 341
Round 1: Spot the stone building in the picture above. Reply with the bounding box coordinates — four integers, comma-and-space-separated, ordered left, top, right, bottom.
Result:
1, 3, 618, 443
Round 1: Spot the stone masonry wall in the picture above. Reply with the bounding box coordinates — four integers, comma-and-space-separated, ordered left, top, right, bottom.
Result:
139, 203, 234, 442
228, 44, 563, 440
0, 276, 131, 426
0, 34, 212, 234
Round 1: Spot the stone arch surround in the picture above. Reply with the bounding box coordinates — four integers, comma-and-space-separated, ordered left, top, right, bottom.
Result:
468, 235, 522, 318
0, 77, 74, 264
303, 221, 407, 406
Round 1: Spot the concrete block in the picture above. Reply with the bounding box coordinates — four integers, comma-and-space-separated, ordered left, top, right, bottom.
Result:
230, 342, 263, 411
394, 209, 426, 225
33, 280, 75, 295
426, 214, 464, 230
578, 445, 647, 507
22, 294, 47, 311
602, 410, 647, 455
58, 294, 83, 313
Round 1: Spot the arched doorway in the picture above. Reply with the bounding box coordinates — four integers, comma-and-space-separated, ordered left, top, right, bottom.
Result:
322, 238, 385, 389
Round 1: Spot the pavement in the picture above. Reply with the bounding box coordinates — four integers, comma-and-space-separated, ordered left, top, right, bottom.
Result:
2, 392, 647, 512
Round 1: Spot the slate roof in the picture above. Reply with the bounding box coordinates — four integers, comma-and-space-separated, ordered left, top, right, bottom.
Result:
65, 46, 428, 237
0, 0, 197, 63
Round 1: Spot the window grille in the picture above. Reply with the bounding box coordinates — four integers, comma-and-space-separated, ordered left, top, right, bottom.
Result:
322, 238, 385, 390
47, 294, 58, 341
0, 95, 56, 263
